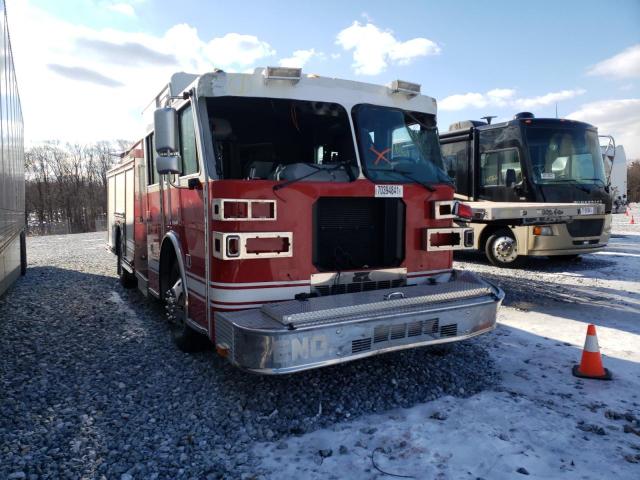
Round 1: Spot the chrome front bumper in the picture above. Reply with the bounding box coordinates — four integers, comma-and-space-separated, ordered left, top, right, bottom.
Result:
214, 270, 504, 374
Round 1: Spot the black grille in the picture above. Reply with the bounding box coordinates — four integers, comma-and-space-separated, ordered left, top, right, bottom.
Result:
440, 324, 458, 338
566, 219, 604, 238
313, 197, 405, 271
352, 338, 372, 354
313, 278, 405, 297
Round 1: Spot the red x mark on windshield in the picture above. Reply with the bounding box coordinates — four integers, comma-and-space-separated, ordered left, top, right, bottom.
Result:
370, 145, 391, 165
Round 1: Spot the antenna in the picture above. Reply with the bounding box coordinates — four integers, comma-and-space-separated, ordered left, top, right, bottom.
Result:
555, 103, 558, 118
481, 115, 497, 125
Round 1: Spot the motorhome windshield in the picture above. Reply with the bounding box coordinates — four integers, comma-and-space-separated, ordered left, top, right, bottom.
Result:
526, 127, 606, 186
207, 97, 358, 181
352, 104, 450, 185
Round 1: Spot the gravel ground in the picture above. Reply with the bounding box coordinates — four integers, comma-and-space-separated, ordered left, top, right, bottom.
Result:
0, 232, 499, 480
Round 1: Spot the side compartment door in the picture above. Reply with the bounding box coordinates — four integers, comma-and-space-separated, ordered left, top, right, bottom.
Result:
134, 155, 148, 278
124, 167, 135, 263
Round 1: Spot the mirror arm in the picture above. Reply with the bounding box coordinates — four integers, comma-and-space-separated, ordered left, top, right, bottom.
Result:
165, 174, 191, 190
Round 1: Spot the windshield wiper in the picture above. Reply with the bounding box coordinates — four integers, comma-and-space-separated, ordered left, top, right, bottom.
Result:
273, 161, 355, 192
368, 167, 438, 192
545, 178, 591, 193
581, 178, 607, 188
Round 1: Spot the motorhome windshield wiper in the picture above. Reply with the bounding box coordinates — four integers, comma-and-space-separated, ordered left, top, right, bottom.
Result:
548, 179, 591, 193
368, 167, 437, 192
272, 161, 355, 192
581, 178, 607, 188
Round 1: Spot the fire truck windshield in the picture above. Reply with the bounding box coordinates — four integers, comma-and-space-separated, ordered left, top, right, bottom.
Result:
525, 126, 607, 186
352, 104, 450, 186
206, 97, 359, 182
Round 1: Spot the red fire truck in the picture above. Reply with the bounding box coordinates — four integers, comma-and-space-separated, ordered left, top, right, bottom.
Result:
107, 67, 504, 374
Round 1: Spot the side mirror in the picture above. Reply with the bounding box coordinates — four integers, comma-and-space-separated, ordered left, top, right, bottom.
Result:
505, 168, 517, 188
156, 155, 181, 175
154, 107, 178, 154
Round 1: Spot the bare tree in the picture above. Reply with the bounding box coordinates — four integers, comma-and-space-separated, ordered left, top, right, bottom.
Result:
25, 141, 130, 235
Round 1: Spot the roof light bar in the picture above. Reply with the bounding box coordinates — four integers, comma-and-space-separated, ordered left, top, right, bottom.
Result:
263, 67, 302, 84
389, 79, 421, 97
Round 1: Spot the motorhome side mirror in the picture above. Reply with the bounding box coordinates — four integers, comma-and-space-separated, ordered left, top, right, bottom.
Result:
154, 107, 179, 154
156, 155, 181, 175
505, 168, 517, 188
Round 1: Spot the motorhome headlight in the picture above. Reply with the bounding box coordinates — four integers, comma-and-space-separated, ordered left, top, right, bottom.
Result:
533, 226, 553, 236
388, 80, 421, 97
263, 67, 302, 84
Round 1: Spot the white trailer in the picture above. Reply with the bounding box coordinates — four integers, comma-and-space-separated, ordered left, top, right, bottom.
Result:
0, 0, 25, 297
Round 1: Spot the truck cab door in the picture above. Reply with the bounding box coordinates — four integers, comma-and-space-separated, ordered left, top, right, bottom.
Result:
144, 133, 164, 295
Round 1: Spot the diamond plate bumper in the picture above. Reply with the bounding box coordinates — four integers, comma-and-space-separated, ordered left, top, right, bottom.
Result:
214, 270, 504, 374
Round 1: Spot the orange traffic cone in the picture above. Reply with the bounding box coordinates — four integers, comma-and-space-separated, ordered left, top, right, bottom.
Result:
632, 216, 636, 225
572, 324, 612, 380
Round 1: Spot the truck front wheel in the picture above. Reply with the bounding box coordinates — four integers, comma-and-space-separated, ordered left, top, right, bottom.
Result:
164, 260, 205, 352
485, 228, 524, 268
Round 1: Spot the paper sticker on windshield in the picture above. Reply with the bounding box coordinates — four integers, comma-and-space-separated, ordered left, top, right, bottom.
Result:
578, 206, 595, 215
375, 185, 403, 198
541, 172, 555, 179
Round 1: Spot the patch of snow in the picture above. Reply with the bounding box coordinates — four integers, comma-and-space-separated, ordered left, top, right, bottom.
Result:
252, 214, 640, 479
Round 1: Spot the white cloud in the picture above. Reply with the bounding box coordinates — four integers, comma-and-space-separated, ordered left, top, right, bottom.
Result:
486, 88, 516, 106
567, 99, 640, 159
439, 92, 489, 111
439, 88, 585, 112
587, 44, 640, 79
9, 1, 277, 144
279, 49, 317, 68
336, 21, 440, 75
106, 3, 136, 17
514, 89, 586, 109
205, 33, 275, 69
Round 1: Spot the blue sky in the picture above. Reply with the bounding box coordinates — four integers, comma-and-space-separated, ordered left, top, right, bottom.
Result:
10, 0, 640, 156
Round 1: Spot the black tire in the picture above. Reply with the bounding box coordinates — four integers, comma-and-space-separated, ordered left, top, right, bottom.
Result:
164, 259, 205, 352
485, 228, 525, 268
552, 254, 581, 262
19, 231, 27, 276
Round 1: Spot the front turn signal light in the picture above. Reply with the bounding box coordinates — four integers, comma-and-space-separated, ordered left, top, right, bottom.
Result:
533, 226, 553, 236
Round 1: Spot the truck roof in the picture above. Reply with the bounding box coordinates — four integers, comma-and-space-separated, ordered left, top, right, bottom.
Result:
443, 114, 597, 138
146, 68, 437, 122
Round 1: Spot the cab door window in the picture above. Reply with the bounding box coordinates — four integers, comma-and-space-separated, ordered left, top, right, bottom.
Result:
480, 148, 522, 187
179, 104, 199, 176
146, 133, 157, 185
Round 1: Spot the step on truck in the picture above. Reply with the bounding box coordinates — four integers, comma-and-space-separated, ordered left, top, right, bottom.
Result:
440, 113, 612, 267
107, 68, 503, 373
